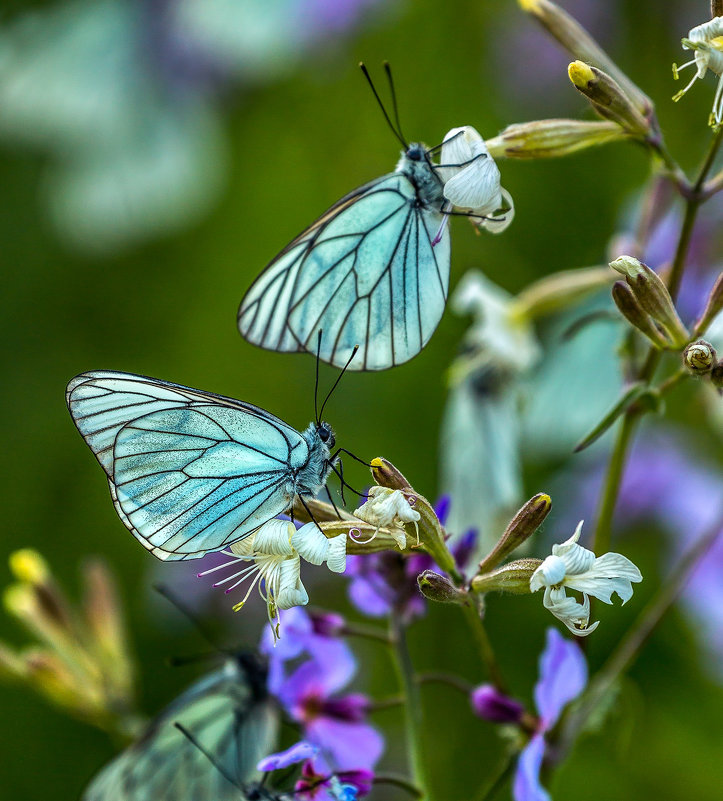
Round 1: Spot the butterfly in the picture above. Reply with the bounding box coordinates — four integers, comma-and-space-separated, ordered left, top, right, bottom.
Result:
66, 370, 341, 561
238, 65, 455, 372
83, 653, 279, 801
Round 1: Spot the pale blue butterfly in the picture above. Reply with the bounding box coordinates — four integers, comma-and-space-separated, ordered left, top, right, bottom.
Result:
83, 653, 279, 801
67, 369, 347, 561
238, 64, 454, 371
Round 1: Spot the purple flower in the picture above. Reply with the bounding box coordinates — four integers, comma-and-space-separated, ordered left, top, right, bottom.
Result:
346, 497, 477, 621
295, 760, 374, 800
513, 629, 587, 801
260, 607, 356, 696
257, 740, 318, 772
274, 657, 383, 771
470, 684, 525, 724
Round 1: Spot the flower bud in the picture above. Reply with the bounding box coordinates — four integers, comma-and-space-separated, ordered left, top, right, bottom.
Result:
471, 559, 542, 595
693, 273, 723, 337
711, 362, 723, 389
610, 256, 689, 347
485, 119, 624, 160
470, 684, 525, 724
9, 550, 49, 585
518, 0, 652, 113
370, 457, 412, 491
611, 281, 669, 348
309, 610, 346, 638
683, 340, 717, 375
477, 494, 551, 574
568, 62, 650, 136
417, 570, 466, 604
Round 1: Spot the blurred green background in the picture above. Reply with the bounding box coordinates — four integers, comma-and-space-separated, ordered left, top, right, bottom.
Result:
1, 0, 722, 799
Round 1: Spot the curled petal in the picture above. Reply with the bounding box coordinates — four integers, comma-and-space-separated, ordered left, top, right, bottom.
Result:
474, 188, 514, 233
257, 740, 318, 772
564, 553, 642, 605
542, 586, 599, 638
326, 533, 348, 573
275, 557, 308, 609
292, 522, 330, 565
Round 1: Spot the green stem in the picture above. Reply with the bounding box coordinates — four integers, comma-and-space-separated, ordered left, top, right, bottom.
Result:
460, 600, 507, 692
389, 616, 432, 801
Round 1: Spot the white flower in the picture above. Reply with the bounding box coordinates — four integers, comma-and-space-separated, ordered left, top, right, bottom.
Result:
673, 16, 723, 124
354, 486, 420, 548
530, 521, 642, 637
437, 126, 514, 234
198, 519, 347, 639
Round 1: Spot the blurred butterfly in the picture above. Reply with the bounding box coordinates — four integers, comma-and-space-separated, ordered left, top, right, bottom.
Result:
238, 64, 456, 372
83, 653, 279, 801
67, 369, 348, 560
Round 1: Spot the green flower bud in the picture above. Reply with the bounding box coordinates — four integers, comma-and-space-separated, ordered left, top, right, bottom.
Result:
693, 272, 723, 337
471, 559, 542, 595
568, 62, 650, 136
485, 119, 624, 160
683, 340, 717, 375
610, 256, 689, 347
477, 494, 551, 574
611, 280, 669, 348
417, 570, 467, 604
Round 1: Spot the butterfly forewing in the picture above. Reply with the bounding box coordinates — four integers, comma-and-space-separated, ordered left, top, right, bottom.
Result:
67, 371, 310, 560
238, 172, 450, 371
83, 661, 278, 801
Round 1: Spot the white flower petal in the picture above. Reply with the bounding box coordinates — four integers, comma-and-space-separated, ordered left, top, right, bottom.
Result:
325, 533, 348, 573
474, 188, 514, 234
439, 126, 502, 212
543, 586, 599, 638
552, 520, 584, 554
252, 519, 295, 556
292, 522, 329, 565
530, 554, 567, 591
275, 557, 308, 609
230, 535, 256, 557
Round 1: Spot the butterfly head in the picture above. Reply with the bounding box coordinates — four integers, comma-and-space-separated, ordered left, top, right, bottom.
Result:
316, 421, 336, 451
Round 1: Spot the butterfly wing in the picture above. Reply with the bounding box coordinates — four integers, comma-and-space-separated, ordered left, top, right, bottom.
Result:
83, 660, 279, 801
67, 371, 309, 560
238, 172, 451, 370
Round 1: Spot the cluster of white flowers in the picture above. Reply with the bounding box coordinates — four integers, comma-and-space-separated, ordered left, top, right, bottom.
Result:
530, 522, 642, 637
674, 16, 723, 124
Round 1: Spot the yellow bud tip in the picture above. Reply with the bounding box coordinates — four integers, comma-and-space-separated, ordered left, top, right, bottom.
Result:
9, 549, 48, 585
568, 61, 595, 88
517, 0, 540, 10
538, 493, 552, 508
370, 457, 385, 468
3, 584, 33, 615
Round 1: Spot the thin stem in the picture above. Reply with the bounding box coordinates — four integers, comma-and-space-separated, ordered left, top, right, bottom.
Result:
341, 621, 393, 644
416, 671, 474, 695
473, 751, 516, 801
558, 512, 723, 758
592, 126, 723, 555
460, 600, 507, 692
389, 616, 432, 801
373, 773, 424, 798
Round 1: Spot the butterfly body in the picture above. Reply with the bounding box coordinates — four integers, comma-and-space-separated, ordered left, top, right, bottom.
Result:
238, 141, 451, 371
67, 371, 336, 560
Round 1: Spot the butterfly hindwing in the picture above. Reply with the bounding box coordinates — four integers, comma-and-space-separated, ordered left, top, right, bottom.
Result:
67, 371, 310, 560
238, 172, 450, 370
83, 660, 279, 801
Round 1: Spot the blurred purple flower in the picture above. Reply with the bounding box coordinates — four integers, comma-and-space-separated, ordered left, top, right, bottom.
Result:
258, 740, 318, 772
513, 629, 587, 801
346, 497, 477, 622
260, 607, 356, 695
295, 760, 374, 800
274, 654, 383, 771
470, 684, 525, 724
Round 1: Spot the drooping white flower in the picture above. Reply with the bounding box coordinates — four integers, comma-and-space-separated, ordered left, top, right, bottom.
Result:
354, 486, 420, 548
673, 16, 723, 124
197, 518, 348, 639
530, 521, 642, 637
437, 126, 514, 233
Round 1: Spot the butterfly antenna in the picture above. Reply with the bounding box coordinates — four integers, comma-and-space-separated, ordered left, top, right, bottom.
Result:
383, 61, 408, 148
174, 722, 243, 790
153, 583, 228, 656
314, 329, 323, 426
359, 62, 407, 149
318, 345, 358, 423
